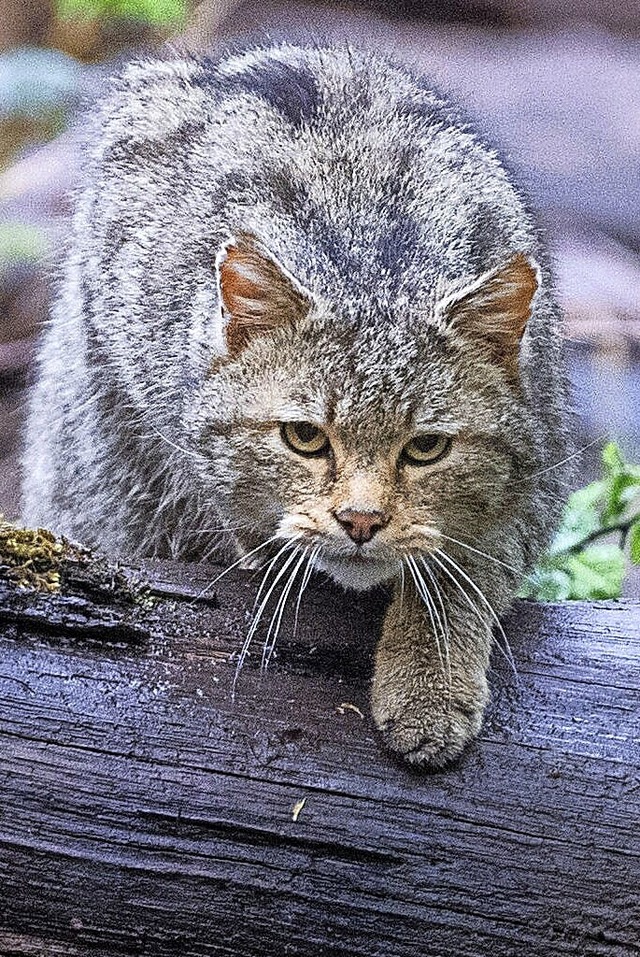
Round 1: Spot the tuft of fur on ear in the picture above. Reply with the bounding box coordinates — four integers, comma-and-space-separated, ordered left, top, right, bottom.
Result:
216, 231, 311, 358
438, 253, 540, 378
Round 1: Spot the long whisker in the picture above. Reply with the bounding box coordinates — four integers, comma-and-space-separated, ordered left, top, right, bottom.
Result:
437, 532, 520, 575
406, 555, 447, 681
412, 523, 521, 577
420, 558, 451, 667
420, 558, 451, 688
294, 545, 321, 636
232, 541, 302, 698
398, 559, 406, 621
513, 435, 604, 484
143, 423, 203, 460
433, 547, 517, 677
262, 546, 309, 672
429, 549, 490, 646
189, 523, 254, 536
251, 537, 302, 613
419, 557, 452, 687
195, 533, 282, 600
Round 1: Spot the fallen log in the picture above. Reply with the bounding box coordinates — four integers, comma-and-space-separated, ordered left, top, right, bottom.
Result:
0, 547, 638, 956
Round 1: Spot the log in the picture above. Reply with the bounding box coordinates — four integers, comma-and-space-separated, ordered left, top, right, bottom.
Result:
0, 552, 639, 956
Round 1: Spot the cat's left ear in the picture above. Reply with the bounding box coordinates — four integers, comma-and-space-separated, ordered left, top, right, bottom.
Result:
215, 231, 312, 358
437, 253, 540, 378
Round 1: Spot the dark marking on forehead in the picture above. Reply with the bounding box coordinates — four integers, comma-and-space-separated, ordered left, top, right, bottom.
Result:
213, 169, 256, 202
80, 274, 95, 319
259, 167, 313, 220
101, 222, 126, 265
377, 215, 422, 279
196, 57, 320, 132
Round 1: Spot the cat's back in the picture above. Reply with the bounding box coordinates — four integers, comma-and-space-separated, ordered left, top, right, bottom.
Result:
86, 44, 535, 316
23, 42, 569, 555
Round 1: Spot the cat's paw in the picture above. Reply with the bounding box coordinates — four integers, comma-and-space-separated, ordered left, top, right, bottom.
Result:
370, 668, 488, 768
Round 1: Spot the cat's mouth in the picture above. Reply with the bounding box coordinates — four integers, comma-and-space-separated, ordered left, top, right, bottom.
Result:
317, 551, 398, 591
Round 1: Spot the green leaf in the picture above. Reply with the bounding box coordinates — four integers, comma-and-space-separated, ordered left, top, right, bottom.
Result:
56, 0, 187, 25
630, 522, 640, 565
603, 474, 638, 524
528, 440, 640, 601
601, 440, 625, 477
519, 567, 572, 601
547, 480, 604, 555
562, 544, 625, 600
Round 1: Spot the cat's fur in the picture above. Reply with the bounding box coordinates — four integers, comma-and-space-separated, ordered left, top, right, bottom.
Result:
23, 45, 571, 766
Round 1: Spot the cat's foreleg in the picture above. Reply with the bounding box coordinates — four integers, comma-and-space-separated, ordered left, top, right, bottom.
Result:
371, 585, 493, 767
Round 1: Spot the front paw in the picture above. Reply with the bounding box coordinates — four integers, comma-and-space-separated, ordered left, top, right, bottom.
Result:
370, 666, 488, 768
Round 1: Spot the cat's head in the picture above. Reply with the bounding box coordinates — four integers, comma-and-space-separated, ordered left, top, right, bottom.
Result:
192, 231, 540, 591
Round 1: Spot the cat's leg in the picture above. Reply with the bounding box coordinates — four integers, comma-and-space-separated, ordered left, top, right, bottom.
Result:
22, 297, 135, 552
371, 585, 493, 767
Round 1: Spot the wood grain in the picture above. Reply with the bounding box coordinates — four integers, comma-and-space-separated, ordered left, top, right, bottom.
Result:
0, 558, 638, 956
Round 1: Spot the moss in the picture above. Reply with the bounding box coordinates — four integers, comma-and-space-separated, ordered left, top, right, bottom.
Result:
0, 516, 85, 592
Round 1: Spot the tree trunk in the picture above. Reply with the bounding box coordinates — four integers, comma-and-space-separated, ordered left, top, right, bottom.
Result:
0, 552, 638, 956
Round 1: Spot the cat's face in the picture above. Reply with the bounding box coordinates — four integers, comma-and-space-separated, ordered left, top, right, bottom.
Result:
192, 233, 538, 591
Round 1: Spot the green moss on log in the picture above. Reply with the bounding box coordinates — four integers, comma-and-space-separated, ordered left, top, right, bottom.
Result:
0, 516, 88, 592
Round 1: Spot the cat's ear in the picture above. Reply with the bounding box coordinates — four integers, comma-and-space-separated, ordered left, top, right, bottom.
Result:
215, 232, 312, 358
437, 253, 539, 377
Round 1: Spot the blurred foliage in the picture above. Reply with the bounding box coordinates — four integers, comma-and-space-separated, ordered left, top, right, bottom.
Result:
521, 441, 640, 601
0, 47, 84, 119
56, 0, 188, 26
0, 223, 49, 269
0, 46, 86, 168
0, 0, 191, 170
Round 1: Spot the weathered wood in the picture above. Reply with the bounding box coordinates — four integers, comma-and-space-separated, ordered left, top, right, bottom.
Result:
0, 556, 639, 956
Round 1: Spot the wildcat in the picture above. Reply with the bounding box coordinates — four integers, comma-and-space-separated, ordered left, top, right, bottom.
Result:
22, 45, 571, 766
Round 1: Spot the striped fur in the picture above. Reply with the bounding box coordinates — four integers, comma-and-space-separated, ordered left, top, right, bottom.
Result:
22, 45, 572, 765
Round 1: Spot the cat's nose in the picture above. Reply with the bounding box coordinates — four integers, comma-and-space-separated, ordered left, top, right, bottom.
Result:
334, 509, 388, 545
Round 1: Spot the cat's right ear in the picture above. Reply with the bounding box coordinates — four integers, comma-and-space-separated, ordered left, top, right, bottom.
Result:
215, 232, 312, 358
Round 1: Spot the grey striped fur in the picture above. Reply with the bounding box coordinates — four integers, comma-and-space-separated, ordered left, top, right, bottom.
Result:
23, 45, 572, 765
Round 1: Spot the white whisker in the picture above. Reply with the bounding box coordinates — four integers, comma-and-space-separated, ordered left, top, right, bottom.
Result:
437, 532, 520, 575
420, 558, 451, 659
189, 523, 253, 535
294, 545, 321, 636
398, 559, 406, 621
433, 547, 517, 677
232, 540, 302, 698
262, 546, 309, 671
194, 533, 282, 601
429, 549, 490, 646
406, 555, 447, 682
251, 536, 302, 613
144, 423, 202, 460
513, 435, 604, 484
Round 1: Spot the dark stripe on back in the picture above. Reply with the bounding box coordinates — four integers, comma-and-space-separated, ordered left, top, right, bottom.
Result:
195, 57, 320, 132
101, 120, 205, 168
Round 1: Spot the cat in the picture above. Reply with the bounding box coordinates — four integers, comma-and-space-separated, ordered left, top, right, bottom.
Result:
22, 44, 572, 767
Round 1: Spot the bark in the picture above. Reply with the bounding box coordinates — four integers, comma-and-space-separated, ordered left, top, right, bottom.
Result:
0, 551, 638, 956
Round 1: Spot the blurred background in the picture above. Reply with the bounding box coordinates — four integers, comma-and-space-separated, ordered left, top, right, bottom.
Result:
0, 0, 639, 583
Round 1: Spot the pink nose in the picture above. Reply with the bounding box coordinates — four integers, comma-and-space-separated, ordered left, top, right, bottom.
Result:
335, 509, 388, 545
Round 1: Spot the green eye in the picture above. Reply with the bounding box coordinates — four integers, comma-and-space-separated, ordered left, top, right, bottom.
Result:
281, 421, 330, 457
402, 434, 451, 466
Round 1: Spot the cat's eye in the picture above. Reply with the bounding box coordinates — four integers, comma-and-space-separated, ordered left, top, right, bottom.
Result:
401, 433, 451, 466
281, 421, 330, 457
